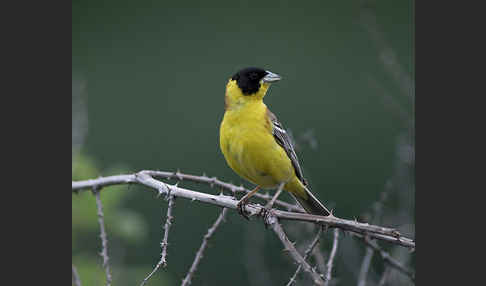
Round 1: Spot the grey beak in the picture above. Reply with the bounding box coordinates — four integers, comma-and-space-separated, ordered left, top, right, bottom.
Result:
262, 71, 282, 83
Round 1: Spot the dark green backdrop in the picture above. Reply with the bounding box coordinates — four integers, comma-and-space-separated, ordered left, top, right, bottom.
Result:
73, 0, 414, 285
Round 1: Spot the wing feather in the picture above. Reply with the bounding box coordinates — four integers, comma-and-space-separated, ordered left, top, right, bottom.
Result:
266, 109, 308, 186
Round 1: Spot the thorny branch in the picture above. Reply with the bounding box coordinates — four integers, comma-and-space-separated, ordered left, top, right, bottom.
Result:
357, 247, 374, 286
323, 229, 340, 286
73, 170, 415, 285
353, 186, 415, 283
140, 195, 175, 286
265, 182, 285, 209
73, 170, 302, 212
93, 188, 112, 286
181, 207, 228, 286
286, 226, 324, 286
358, 234, 415, 282
72, 170, 415, 249
266, 214, 325, 286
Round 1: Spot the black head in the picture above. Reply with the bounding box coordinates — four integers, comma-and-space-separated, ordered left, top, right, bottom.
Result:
231, 67, 281, 95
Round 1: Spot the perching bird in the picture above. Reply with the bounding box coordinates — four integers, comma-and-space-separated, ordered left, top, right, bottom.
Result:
219, 67, 330, 217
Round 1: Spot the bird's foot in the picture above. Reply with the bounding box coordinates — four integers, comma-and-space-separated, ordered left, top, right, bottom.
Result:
259, 207, 275, 229
237, 199, 251, 220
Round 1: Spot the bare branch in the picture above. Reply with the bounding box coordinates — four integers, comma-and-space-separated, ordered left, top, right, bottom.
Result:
93, 189, 112, 286
72, 170, 304, 213
286, 226, 324, 286
72, 171, 415, 249
181, 207, 228, 286
267, 214, 324, 286
140, 195, 175, 286
160, 195, 175, 267
355, 234, 415, 282
357, 247, 374, 286
265, 182, 285, 209
323, 229, 340, 286
312, 245, 327, 275
72, 264, 82, 286
273, 212, 403, 242
151, 171, 304, 212
378, 266, 391, 286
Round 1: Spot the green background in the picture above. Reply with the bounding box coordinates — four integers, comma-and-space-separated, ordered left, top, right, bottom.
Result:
73, 0, 414, 285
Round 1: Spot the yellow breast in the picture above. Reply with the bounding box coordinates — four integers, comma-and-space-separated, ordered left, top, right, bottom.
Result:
219, 96, 294, 189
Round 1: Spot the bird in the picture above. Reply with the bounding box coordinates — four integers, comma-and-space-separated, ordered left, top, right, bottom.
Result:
219, 67, 331, 218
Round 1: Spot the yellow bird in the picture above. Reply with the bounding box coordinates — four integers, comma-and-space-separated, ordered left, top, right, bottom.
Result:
219, 67, 330, 217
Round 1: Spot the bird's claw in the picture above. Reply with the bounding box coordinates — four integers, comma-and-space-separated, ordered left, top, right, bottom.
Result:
237, 200, 250, 220
259, 207, 275, 228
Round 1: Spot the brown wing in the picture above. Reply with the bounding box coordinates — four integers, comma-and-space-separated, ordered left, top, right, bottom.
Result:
266, 109, 308, 186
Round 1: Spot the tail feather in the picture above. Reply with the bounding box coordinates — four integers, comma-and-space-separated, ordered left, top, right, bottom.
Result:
290, 186, 330, 216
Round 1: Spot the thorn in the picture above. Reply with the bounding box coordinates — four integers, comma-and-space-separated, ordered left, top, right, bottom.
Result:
210, 177, 217, 188
174, 169, 183, 180
391, 230, 401, 238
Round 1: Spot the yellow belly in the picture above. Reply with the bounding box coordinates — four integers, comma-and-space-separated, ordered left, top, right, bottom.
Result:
219, 103, 294, 189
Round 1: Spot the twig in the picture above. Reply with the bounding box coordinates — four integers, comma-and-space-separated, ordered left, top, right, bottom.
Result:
152, 171, 304, 212
312, 246, 327, 275
377, 266, 391, 286
323, 229, 340, 286
93, 189, 112, 286
72, 171, 415, 248
357, 246, 374, 286
140, 195, 175, 286
72, 264, 82, 286
267, 214, 324, 286
181, 207, 228, 286
265, 182, 285, 209
286, 226, 324, 286
73, 170, 304, 212
355, 234, 415, 282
